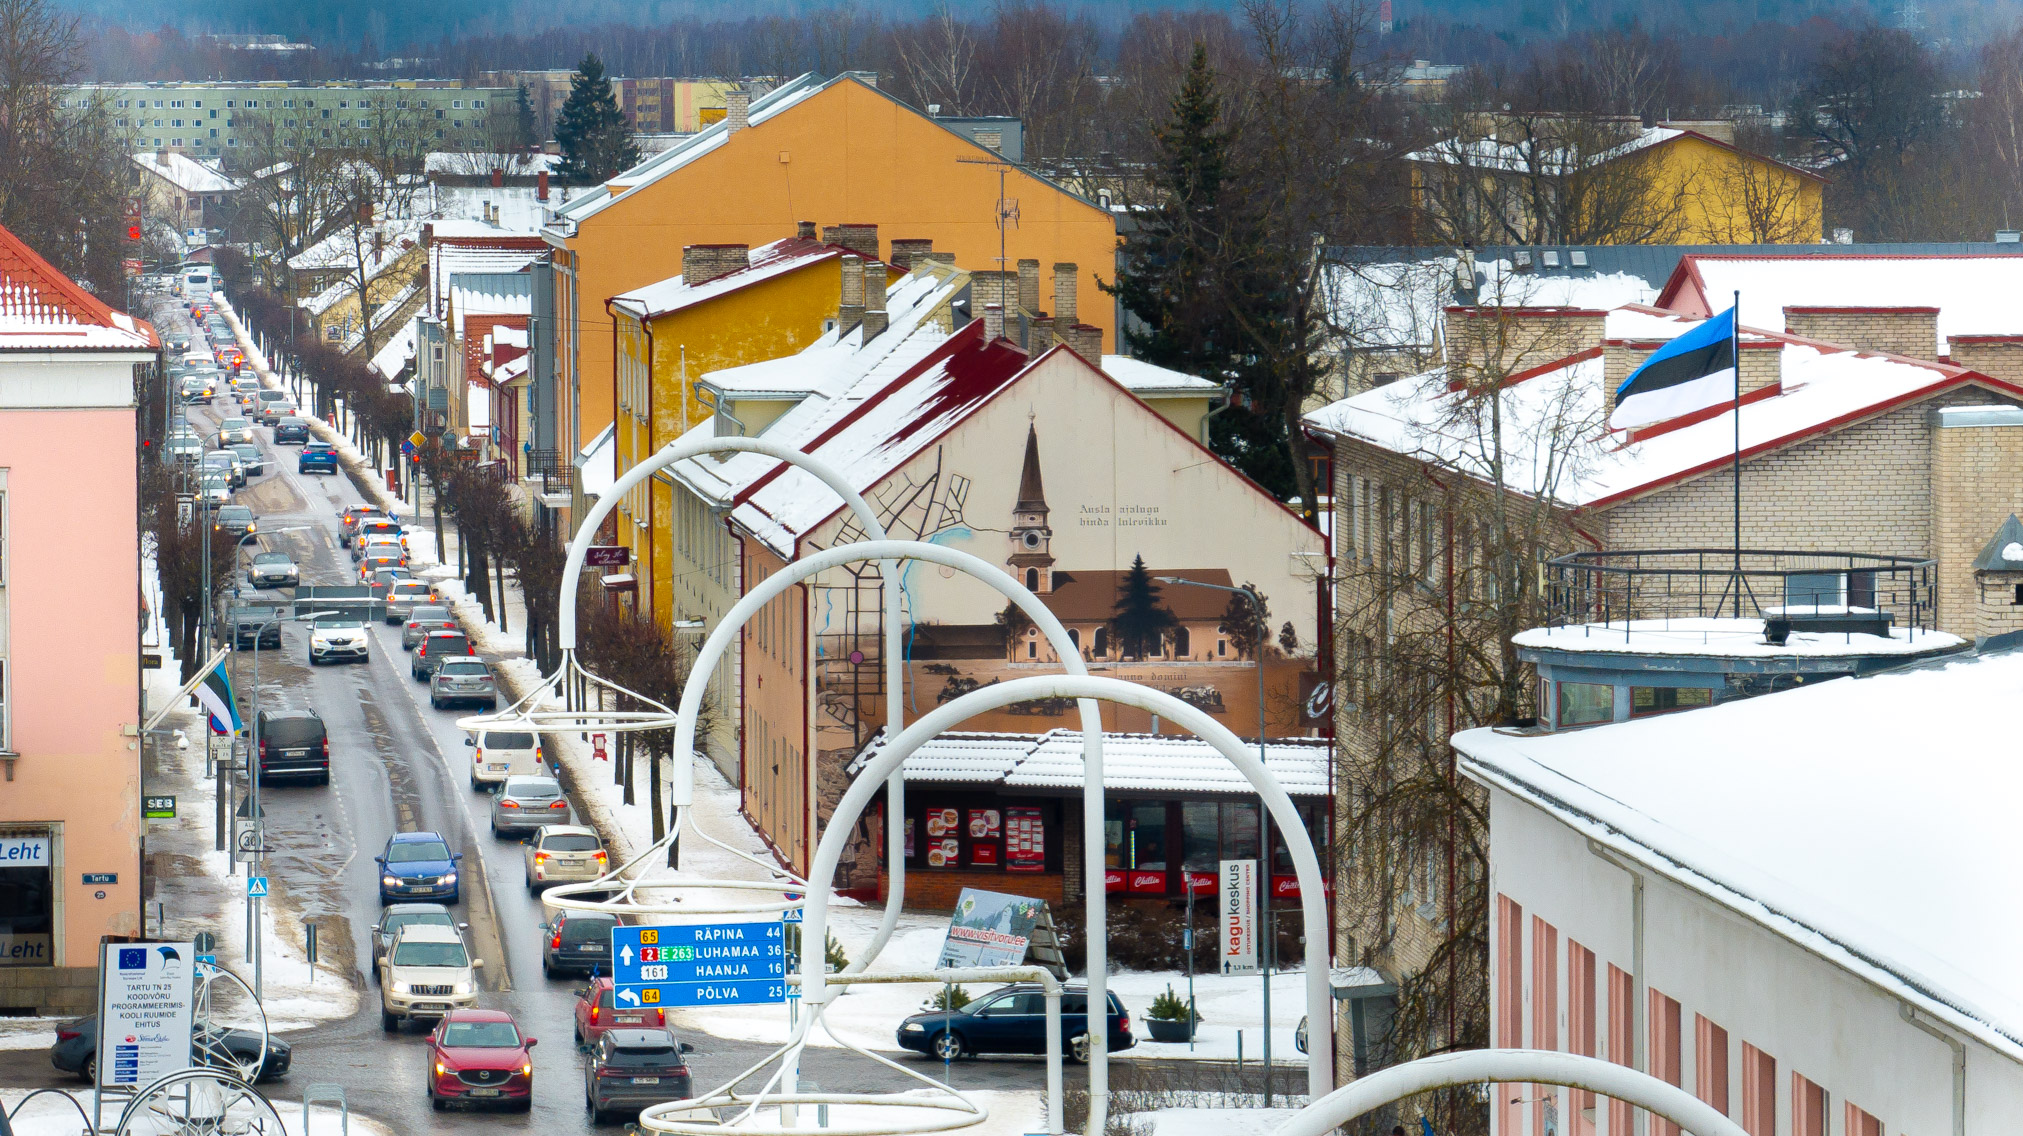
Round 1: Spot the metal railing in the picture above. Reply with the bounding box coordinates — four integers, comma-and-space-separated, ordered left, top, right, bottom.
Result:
1541, 549, 1938, 634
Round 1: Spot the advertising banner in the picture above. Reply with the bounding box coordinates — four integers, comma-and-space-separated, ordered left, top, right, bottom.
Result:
936, 888, 1044, 969
97, 942, 196, 1089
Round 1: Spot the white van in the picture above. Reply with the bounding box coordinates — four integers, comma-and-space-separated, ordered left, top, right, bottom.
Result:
467, 728, 544, 789
183, 267, 215, 301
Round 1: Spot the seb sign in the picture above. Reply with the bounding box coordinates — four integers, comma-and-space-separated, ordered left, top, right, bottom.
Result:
1219, 858, 1258, 976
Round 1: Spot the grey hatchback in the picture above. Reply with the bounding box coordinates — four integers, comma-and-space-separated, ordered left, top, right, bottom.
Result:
491, 775, 571, 837
431, 657, 498, 710
370, 903, 468, 979
402, 605, 456, 650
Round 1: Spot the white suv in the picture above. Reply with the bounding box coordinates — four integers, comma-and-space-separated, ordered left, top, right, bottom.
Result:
379, 923, 481, 1030
468, 729, 543, 790
308, 614, 370, 665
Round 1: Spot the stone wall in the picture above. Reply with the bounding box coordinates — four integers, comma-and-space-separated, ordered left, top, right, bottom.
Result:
1783, 306, 1939, 360
1930, 406, 2023, 636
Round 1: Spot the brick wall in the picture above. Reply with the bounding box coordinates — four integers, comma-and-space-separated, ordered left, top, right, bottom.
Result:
1783, 307, 1940, 360
1949, 338, 2023, 383
682, 244, 749, 286
1930, 408, 2023, 634
1976, 573, 2023, 639
1444, 307, 1604, 381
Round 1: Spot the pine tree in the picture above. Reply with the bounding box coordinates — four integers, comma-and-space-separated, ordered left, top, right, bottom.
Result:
515, 84, 538, 150
554, 54, 640, 185
1111, 555, 1177, 660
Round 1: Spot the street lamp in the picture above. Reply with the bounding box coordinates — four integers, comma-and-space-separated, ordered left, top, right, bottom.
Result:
1156, 576, 1278, 1105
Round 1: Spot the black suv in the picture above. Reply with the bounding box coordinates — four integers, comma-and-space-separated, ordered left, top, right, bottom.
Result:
540, 910, 618, 978
256, 708, 329, 785
896, 983, 1133, 1062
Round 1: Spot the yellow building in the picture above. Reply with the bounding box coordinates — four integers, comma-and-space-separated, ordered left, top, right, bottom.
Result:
1408, 120, 1824, 245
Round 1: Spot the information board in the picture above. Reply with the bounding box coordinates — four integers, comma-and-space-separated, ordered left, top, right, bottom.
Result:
1219, 859, 1258, 976
935, 888, 1044, 969
97, 941, 195, 1089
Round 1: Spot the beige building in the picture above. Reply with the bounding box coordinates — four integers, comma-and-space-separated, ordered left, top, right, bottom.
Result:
132, 150, 239, 230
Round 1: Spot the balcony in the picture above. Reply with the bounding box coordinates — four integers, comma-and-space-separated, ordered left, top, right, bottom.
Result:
1541, 549, 1938, 641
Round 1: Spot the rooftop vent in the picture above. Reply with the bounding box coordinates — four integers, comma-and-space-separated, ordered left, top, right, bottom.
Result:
1542, 250, 1560, 267
1998, 230, 2022, 244
1569, 250, 1588, 266
1514, 250, 1533, 271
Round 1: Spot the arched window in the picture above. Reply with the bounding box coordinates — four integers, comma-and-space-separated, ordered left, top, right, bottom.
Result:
1025, 567, 1039, 591
1068, 628, 1081, 652
1092, 626, 1108, 657
1173, 626, 1191, 657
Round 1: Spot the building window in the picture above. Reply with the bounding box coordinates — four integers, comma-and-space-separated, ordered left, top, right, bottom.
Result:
1844, 1105, 1882, 1136
1784, 571, 1843, 612
172, 118, 182, 127
473, 99, 486, 108
1530, 915, 1557, 1051
1557, 682, 1612, 727
1495, 894, 1523, 1135
0, 827, 53, 967
1629, 686, 1713, 718
1607, 965, 1635, 1135
1792, 1074, 1829, 1136
1025, 629, 1036, 660
453, 99, 464, 108
1179, 801, 1259, 873
1650, 990, 1683, 1136
1091, 626, 1107, 657
1696, 1015, 1729, 1113
1024, 567, 1038, 591
1741, 1043, 1775, 1136
1568, 942, 1597, 1134
1173, 626, 1190, 656
1067, 628, 1079, 652
226, 100, 235, 108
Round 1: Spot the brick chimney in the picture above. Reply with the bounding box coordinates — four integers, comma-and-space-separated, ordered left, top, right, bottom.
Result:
490, 167, 503, 188
835, 223, 879, 261
838, 253, 865, 330
682, 244, 750, 286
863, 261, 887, 313
1052, 263, 1077, 325
889, 238, 934, 271
1017, 259, 1041, 314
536, 170, 549, 202
984, 303, 1005, 342
797, 220, 818, 241
1949, 335, 2023, 382
726, 89, 750, 133
1029, 316, 1056, 355
863, 309, 889, 340
1782, 306, 1940, 360
1602, 335, 1780, 423
920, 250, 957, 267
1065, 324, 1102, 363
1444, 306, 1605, 381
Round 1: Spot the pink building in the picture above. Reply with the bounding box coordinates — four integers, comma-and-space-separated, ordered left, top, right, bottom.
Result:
0, 225, 155, 1011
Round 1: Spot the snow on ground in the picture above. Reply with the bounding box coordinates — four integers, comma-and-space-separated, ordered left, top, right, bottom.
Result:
1143, 1106, 1303, 1136
727, 1091, 1044, 1136
0, 1088, 396, 1136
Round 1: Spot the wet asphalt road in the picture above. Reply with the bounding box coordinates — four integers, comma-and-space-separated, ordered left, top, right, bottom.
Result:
12, 296, 1054, 1131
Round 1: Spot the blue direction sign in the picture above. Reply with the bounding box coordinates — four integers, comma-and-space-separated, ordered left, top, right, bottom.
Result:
612, 923, 788, 1009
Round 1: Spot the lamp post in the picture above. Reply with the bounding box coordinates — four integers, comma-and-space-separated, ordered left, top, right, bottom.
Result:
1156, 576, 1275, 1104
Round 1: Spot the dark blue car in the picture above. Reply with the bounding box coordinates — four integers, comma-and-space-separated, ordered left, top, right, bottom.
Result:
377, 831, 462, 904
298, 440, 338, 475
896, 983, 1133, 1062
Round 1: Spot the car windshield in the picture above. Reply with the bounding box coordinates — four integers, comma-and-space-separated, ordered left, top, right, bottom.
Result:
391, 940, 468, 968
231, 445, 258, 459
483, 731, 533, 749
385, 910, 453, 937
217, 507, 251, 523
222, 418, 248, 429
543, 834, 601, 852
411, 606, 450, 621
252, 553, 290, 566
387, 840, 452, 864
440, 1020, 520, 1048
313, 616, 364, 629
505, 779, 560, 799
440, 662, 488, 677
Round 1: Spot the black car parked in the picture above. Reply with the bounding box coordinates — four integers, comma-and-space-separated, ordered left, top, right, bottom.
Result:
896, 983, 1133, 1063
256, 708, 329, 784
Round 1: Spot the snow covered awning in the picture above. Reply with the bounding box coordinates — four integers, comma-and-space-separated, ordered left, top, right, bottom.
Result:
847, 729, 1333, 797
574, 423, 615, 498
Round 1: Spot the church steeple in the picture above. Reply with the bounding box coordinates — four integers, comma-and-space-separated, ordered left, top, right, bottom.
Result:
1008, 419, 1055, 594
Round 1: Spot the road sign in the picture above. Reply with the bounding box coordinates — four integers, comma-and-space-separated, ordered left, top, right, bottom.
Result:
612, 923, 787, 1009
247, 876, 269, 898
585, 545, 630, 567
193, 931, 216, 954
97, 941, 194, 1089
1219, 859, 1258, 976
141, 653, 163, 670
400, 440, 417, 458
143, 795, 176, 819
409, 431, 427, 447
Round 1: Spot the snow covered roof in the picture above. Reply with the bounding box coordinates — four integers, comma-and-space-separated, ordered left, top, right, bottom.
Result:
428, 238, 541, 320
1513, 618, 1963, 659
425, 152, 562, 177
1303, 313, 2020, 510
340, 280, 421, 354
288, 220, 423, 273
370, 318, 416, 379
610, 238, 843, 321
1456, 646, 2023, 1061
1658, 254, 2023, 354
1406, 126, 1684, 176
0, 222, 156, 351
132, 151, 238, 195
574, 423, 615, 497
847, 729, 1333, 797
1322, 257, 1659, 350
423, 185, 551, 232
1098, 355, 1220, 397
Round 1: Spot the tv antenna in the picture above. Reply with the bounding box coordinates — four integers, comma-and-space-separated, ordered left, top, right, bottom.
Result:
958, 156, 1021, 276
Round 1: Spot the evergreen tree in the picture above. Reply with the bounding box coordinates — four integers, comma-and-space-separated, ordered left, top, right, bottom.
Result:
515, 83, 538, 150
1111, 555, 1177, 660
554, 54, 640, 185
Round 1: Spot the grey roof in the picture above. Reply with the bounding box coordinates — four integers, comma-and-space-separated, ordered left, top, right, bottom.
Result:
1972, 514, 2023, 573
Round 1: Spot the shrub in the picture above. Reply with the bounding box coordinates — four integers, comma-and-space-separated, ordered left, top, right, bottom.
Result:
923, 984, 973, 1012
1146, 984, 1202, 1023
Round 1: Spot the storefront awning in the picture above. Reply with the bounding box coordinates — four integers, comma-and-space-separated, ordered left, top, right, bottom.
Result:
847, 729, 1332, 797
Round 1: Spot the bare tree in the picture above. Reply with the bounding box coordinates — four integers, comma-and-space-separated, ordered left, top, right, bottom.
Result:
890, 4, 979, 117
1696, 123, 1820, 243
973, 0, 1102, 164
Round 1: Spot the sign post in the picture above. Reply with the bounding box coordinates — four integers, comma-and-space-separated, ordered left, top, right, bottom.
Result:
611, 923, 788, 1009
96, 942, 195, 1092
1219, 859, 1258, 976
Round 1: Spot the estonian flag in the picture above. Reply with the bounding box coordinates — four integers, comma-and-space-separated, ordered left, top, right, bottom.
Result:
1609, 306, 1737, 430
193, 660, 241, 736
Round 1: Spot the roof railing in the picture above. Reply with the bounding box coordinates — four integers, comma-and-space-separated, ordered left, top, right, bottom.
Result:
1541, 549, 1938, 640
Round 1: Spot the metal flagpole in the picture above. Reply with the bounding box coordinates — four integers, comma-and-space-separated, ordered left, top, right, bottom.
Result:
1732, 289, 1742, 615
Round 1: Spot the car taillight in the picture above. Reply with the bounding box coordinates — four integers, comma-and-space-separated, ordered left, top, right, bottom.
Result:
656, 1009, 665, 1026
259, 739, 268, 755
534, 852, 547, 863
407, 621, 418, 629
551, 931, 562, 949
589, 1004, 599, 1022
500, 800, 520, 808
594, 851, 607, 864
548, 800, 567, 809
321, 738, 329, 757
56, 1029, 80, 1042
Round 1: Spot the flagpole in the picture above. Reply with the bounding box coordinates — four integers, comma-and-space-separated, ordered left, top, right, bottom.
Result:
1732, 289, 1742, 616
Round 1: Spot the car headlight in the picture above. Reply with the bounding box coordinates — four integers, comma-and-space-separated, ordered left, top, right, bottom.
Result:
393, 982, 413, 994
902, 1022, 926, 1032
442, 872, 458, 884
452, 982, 474, 995
381, 875, 399, 887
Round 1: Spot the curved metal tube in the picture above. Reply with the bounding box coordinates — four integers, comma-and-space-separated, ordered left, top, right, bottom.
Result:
804, 674, 1336, 1105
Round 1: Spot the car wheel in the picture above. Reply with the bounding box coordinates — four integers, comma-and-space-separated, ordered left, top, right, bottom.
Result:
931, 1031, 967, 1062
1068, 1032, 1092, 1064
431, 696, 441, 710
431, 1095, 446, 1112
381, 1011, 398, 1032
81, 1054, 95, 1083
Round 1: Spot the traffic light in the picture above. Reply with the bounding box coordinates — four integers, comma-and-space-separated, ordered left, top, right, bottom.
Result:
127, 224, 141, 241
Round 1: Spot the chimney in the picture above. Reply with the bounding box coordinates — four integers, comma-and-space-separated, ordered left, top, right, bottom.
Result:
889, 238, 934, 271
1782, 305, 1940, 360
682, 244, 750, 286
836, 223, 879, 261
1052, 263, 1077, 325
838, 253, 865, 330
1444, 306, 1605, 381
821, 224, 842, 246
1949, 336, 2023, 382
726, 88, 750, 133
971, 271, 1012, 327
862, 309, 889, 341
920, 250, 957, 267
1066, 323, 1102, 363
536, 170, 549, 202
984, 303, 1005, 343
156, 146, 170, 164
1017, 259, 1041, 314
797, 220, 818, 241
1030, 316, 1056, 355
863, 261, 887, 313
490, 167, 503, 188
372, 228, 385, 258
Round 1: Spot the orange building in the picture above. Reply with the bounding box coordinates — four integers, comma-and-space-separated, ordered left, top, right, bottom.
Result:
538, 71, 1119, 454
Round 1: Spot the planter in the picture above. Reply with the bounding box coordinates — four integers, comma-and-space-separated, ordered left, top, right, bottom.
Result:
1145, 1017, 1196, 1043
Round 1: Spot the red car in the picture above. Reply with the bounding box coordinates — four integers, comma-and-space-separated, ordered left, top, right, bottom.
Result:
427, 1009, 537, 1111
573, 976, 664, 1048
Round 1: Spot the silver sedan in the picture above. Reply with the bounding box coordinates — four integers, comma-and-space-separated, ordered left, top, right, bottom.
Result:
490, 776, 571, 837
402, 606, 457, 650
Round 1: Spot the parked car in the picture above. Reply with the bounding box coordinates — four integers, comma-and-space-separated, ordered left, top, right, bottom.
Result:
298, 441, 338, 475
255, 707, 329, 785
426, 1009, 533, 1111
217, 416, 255, 444
896, 984, 1134, 1063
385, 580, 437, 623
376, 831, 463, 904
431, 658, 498, 711
380, 924, 480, 1030
403, 605, 457, 650
469, 728, 542, 789
523, 825, 608, 896
413, 629, 472, 681
51, 1016, 292, 1084
230, 442, 267, 477
272, 416, 310, 444
541, 909, 619, 978
371, 903, 467, 979
308, 613, 370, 665
245, 550, 299, 589
584, 1028, 694, 1126
574, 977, 665, 1048
213, 504, 256, 538
491, 775, 571, 837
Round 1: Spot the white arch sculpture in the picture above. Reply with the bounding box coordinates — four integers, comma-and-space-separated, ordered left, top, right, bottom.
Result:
1273, 1049, 1749, 1136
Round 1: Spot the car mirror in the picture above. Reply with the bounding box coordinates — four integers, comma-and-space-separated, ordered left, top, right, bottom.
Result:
373, 856, 385, 864
524, 1038, 538, 1048
679, 1041, 695, 1054
538, 923, 550, 932
458, 922, 469, 932
472, 959, 485, 969
574, 987, 589, 999
452, 853, 464, 862
464, 738, 475, 746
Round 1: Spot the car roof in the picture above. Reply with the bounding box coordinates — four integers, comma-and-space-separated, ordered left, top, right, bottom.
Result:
392, 923, 463, 944
605, 1028, 675, 1047
390, 830, 448, 844
442, 1008, 514, 1023
260, 708, 318, 721
537, 824, 595, 838
439, 655, 485, 665
383, 902, 452, 915
503, 776, 558, 791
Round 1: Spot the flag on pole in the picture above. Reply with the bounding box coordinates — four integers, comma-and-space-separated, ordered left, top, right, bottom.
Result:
1608, 306, 1739, 430
193, 659, 241, 736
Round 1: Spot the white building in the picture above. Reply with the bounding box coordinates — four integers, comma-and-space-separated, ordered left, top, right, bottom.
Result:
1455, 644, 2023, 1136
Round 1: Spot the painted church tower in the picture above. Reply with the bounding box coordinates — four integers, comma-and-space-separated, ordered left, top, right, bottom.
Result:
1007, 421, 1055, 595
